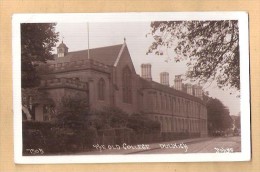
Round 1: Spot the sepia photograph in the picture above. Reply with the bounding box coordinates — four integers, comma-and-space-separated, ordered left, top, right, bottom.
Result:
12, 12, 250, 163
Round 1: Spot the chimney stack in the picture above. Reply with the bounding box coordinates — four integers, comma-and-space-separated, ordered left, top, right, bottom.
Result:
198, 85, 203, 99
141, 63, 152, 81
186, 83, 193, 95
160, 72, 169, 86
174, 75, 182, 91
193, 85, 203, 99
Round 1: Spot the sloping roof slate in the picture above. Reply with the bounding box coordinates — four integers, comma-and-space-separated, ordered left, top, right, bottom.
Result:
52, 44, 123, 66
139, 76, 205, 104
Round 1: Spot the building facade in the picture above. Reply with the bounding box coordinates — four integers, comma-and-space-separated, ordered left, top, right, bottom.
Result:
29, 40, 207, 137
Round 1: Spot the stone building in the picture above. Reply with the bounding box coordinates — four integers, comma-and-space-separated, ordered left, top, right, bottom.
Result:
28, 40, 208, 137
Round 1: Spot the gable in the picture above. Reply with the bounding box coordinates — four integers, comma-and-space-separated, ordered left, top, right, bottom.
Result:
114, 44, 136, 74
52, 44, 123, 66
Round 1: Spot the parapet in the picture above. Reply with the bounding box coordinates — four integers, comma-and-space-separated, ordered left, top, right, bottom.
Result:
40, 78, 88, 91
40, 59, 111, 74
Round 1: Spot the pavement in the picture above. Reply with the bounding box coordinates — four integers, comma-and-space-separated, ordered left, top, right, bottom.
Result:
76, 137, 212, 155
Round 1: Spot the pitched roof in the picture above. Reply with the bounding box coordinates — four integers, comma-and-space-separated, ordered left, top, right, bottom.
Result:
57, 41, 68, 48
52, 44, 124, 66
139, 76, 205, 105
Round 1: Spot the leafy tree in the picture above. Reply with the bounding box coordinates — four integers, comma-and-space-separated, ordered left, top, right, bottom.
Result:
54, 95, 95, 151
55, 95, 89, 127
207, 97, 233, 134
96, 107, 129, 128
233, 114, 241, 129
21, 23, 59, 88
147, 20, 239, 90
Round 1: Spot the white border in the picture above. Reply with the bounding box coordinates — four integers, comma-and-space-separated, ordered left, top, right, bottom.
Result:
13, 12, 250, 164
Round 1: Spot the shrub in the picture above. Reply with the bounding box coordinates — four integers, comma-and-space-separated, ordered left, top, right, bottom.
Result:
95, 107, 129, 129
23, 121, 54, 154
127, 113, 161, 134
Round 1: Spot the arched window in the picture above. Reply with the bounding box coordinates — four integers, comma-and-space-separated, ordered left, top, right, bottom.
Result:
177, 98, 180, 113
172, 98, 175, 112
98, 78, 105, 100
160, 93, 163, 110
169, 96, 172, 112
165, 95, 168, 110
155, 93, 159, 109
122, 66, 132, 103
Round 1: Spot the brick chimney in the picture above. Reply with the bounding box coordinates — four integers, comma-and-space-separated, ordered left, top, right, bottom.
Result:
193, 85, 203, 99
141, 63, 152, 81
186, 83, 193, 95
160, 72, 169, 86
174, 75, 182, 91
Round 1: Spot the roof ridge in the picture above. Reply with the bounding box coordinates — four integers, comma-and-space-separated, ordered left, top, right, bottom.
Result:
54, 43, 125, 66
67, 44, 124, 54
113, 43, 126, 67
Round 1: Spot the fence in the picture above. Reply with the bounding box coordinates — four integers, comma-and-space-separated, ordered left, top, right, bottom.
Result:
23, 121, 202, 154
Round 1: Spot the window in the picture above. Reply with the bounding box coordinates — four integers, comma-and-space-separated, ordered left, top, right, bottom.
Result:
122, 66, 132, 103
160, 93, 163, 110
155, 93, 159, 109
169, 97, 172, 111
58, 53, 64, 58
180, 99, 183, 113
98, 78, 105, 100
172, 98, 175, 112
177, 98, 180, 113
165, 95, 168, 110
43, 105, 50, 121
171, 118, 174, 132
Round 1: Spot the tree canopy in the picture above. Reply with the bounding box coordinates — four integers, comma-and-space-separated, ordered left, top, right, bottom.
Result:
147, 20, 240, 90
126, 113, 161, 134
206, 97, 233, 134
21, 23, 59, 88
95, 107, 129, 129
55, 95, 89, 128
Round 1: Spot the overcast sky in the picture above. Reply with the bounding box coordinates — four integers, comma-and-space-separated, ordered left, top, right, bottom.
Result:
55, 22, 240, 116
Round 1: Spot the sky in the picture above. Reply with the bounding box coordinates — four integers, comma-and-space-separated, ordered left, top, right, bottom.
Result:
55, 22, 240, 116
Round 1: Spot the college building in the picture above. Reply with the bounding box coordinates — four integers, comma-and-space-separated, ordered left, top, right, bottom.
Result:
24, 40, 208, 137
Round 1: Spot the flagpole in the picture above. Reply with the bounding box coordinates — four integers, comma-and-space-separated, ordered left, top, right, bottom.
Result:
87, 22, 90, 59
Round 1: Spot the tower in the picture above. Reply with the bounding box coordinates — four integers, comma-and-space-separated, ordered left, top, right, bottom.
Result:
141, 63, 152, 81
57, 41, 69, 58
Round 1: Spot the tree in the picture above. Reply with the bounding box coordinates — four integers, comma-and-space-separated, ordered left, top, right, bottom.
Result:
147, 21, 239, 90
232, 113, 241, 129
21, 23, 59, 88
55, 95, 89, 127
127, 113, 161, 134
96, 107, 129, 129
206, 97, 233, 134
54, 95, 94, 152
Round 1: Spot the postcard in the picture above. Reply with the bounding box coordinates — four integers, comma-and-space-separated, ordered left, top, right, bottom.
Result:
12, 12, 250, 163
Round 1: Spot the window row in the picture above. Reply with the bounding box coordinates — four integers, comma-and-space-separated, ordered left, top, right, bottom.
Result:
153, 92, 206, 117
155, 116, 207, 133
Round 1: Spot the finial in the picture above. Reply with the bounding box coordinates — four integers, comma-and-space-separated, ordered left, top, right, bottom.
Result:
124, 37, 126, 43
62, 36, 64, 43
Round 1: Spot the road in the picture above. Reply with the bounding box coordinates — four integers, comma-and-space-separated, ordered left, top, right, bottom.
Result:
78, 136, 241, 155
134, 136, 241, 154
